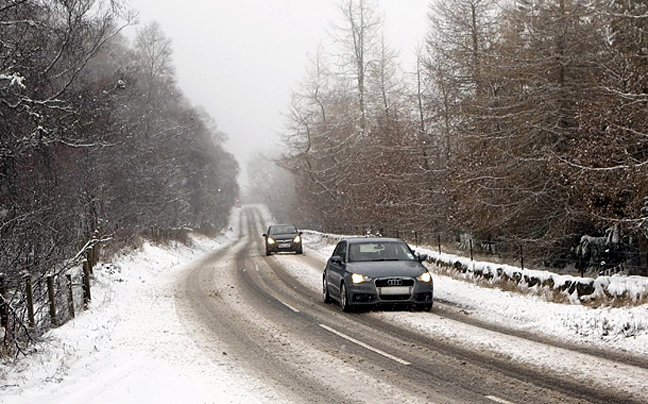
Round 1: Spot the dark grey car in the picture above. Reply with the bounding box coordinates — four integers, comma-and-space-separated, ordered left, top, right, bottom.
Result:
263, 224, 303, 255
322, 237, 433, 311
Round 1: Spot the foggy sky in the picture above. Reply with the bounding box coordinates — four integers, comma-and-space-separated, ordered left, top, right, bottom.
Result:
126, 0, 430, 186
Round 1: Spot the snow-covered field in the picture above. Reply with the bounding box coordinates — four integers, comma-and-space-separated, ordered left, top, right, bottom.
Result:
1, 205, 647, 403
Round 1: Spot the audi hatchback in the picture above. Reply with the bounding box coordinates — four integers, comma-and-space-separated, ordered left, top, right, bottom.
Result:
322, 237, 433, 311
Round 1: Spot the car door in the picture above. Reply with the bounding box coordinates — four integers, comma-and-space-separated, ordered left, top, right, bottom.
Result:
326, 241, 347, 298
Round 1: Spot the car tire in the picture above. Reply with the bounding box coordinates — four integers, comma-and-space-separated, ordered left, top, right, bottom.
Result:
339, 282, 352, 312
296, 247, 303, 254
323, 276, 333, 304
265, 249, 271, 256
420, 303, 433, 311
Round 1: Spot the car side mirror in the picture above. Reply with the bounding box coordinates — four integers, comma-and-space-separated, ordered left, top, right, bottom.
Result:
262, 233, 267, 238
330, 256, 342, 264
417, 253, 428, 263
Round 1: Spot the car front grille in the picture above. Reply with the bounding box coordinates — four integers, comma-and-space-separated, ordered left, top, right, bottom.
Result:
375, 278, 414, 288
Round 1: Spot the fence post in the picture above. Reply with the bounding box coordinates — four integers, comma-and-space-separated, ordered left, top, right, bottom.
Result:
87, 247, 94, 275
520, 245, 524, 271
24, 274, 35, 328
0, 274, 7, 329
66, 274, 75, 319
469, 239, 474, 261
414, 231, 419, 247
46, 275, 58, 327
82, 260, 92, 309
438, 234, 441, 255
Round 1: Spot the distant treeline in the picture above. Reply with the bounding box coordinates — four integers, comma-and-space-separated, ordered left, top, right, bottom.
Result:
276, 0, 648, 275
0, 1, 239, 282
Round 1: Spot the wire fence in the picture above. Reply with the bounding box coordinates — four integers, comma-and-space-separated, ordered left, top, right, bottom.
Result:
0, 238, 105, 359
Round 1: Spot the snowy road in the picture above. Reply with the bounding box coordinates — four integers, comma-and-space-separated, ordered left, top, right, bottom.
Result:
3, 204, 647, 403
174, 206, 648, 404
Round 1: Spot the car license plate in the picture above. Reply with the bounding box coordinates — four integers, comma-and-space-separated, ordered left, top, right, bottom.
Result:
378, 286, 411, 295
278, 243, 291, 248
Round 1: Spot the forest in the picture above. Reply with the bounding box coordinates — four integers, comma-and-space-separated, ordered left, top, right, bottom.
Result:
1, 0, 239, 298
276, 0, 648, 276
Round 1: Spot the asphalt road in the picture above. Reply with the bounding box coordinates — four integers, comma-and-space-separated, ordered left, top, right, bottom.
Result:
173, 206, 646, 404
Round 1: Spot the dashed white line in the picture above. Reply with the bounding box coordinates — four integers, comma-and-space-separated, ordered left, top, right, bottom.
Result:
277, 299, 300, 313
486, 395, 517, 404
319, 324, 411, 366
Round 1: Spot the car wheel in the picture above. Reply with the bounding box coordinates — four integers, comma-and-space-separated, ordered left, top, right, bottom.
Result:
421, 303, 433, 311
296, 247, 303, 254
265, 249, 271, 256
339, 282, 352, 312
323, 276, 333, 304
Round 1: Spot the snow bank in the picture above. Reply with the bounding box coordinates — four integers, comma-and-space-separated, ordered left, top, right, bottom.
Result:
424, 250, 648, 306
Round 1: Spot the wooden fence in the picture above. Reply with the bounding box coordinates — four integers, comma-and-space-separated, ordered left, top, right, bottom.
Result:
0, 240, 102, 358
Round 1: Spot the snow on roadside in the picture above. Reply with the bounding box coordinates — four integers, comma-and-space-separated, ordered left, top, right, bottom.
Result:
1, 221, 264, 404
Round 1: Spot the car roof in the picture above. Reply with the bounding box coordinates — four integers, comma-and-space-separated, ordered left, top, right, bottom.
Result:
343, 237, 405, 244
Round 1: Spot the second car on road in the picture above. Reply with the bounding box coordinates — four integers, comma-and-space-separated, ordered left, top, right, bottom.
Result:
263, 224, 303, 255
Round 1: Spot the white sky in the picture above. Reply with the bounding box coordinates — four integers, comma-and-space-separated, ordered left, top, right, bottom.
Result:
125, 0, 430, 185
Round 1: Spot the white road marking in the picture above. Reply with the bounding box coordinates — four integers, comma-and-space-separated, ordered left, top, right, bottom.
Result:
277, 299, 300, 313
319, 324, 411, 366
486, 395, 517, 404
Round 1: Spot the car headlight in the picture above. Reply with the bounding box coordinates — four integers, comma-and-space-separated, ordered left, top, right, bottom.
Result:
416, 272, 432, 283
267, 237, 276, 245
351, 273, 372, 284
293, 235, 301, 243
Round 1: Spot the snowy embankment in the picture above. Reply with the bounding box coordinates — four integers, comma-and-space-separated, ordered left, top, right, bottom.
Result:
302, 229, 648, 354
1, 224, 265, 404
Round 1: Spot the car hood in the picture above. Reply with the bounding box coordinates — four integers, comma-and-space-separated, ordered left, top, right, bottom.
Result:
346, 261, 427, 277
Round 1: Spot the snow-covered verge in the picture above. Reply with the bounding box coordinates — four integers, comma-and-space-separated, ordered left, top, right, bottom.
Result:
0, 223, 264, 404
299, 229, 648, 356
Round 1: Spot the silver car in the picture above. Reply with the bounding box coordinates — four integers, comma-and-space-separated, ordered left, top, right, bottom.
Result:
323, 238, 433, 311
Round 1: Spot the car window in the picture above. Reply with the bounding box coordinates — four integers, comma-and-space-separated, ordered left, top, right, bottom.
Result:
269, 225, 297, 234
348, 241, 415, 262
332, 241, 347, 261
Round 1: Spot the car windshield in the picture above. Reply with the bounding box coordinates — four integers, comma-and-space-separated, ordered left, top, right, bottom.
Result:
348, 241, 415, 262
269, 225, 297, 235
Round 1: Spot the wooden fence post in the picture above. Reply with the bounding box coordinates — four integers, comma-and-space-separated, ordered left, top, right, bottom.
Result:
469, 239, 474, 261
0, 274, 7, 329
438, 234, 441, 255
82, 260, 91, 309
66, 274, 75, 319
87, 247, 94, 275
24, 274, 35, 328
46, 275, 58, 327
